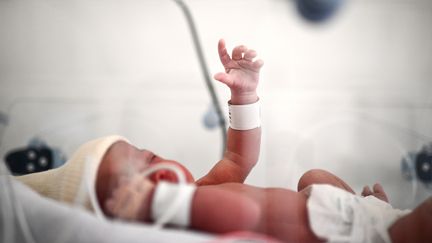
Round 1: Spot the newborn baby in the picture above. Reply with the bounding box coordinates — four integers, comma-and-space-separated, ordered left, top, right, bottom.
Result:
16, 38, 432, 243
103, 151, 429, 243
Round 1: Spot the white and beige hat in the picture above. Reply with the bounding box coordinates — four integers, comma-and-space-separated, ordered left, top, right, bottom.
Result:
15, 135, 128, 212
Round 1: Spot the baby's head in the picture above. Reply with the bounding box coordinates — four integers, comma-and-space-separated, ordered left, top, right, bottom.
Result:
97, 141, 195, 216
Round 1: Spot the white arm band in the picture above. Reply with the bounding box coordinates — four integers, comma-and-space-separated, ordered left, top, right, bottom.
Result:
151, 182, 196, 227
228, 100, 261, 130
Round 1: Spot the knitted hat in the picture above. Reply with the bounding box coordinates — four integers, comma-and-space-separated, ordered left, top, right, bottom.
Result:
15, 135, 128, 212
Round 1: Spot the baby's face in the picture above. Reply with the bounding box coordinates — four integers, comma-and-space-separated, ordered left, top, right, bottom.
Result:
103, 141, 195, 184
97, 141, 195, 209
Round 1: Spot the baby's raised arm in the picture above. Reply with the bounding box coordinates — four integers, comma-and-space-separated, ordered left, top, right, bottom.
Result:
197, 39, 264, 185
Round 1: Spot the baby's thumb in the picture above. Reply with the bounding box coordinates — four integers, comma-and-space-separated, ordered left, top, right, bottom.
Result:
214, 72, 233, 87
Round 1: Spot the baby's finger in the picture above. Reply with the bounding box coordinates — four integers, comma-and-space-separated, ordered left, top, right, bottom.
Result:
244, 49, 257, 61
218, 39, 231, 66
232, 45, 247, 61
214, 72, 233, 87
252, 59, 264, 70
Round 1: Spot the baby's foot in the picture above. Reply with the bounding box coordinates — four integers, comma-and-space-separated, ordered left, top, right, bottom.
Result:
361, 183, 389, 202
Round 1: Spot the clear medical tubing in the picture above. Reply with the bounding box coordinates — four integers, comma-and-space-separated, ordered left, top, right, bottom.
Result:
172, 0, 227, 157
84, 159, 189, 229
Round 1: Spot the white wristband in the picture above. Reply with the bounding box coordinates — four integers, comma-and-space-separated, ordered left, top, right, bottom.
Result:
228, 99, 261, 130
151, 182, 196, 227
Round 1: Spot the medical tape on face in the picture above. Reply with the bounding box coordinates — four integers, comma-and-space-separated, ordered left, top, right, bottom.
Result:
151, 181, 196, 228
228, 99, 261, 130
136, 162, 196, 228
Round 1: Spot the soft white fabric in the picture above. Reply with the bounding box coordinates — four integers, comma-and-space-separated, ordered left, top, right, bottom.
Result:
151, 181, 196, 227
307, 184, 411, 243
0, 176, 213, 243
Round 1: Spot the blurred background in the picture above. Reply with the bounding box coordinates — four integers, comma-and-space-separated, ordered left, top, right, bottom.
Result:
0, 0, 431, 209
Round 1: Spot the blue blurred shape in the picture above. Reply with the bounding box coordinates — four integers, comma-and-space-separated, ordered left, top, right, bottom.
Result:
203, 104, 220, 130
296, 0, 344, 23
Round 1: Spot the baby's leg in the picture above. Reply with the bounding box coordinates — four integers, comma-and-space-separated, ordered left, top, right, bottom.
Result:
297, 169, 355, 194
389, 197, 432, 243
361, 183, 388, 202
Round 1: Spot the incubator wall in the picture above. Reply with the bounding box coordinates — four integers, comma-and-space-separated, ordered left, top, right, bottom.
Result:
1, 0, 431, 215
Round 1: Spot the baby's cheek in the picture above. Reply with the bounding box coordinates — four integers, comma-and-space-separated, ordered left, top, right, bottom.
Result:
105, 198, 115, 214
105, 187, 127, 214
104, 183, 142, 220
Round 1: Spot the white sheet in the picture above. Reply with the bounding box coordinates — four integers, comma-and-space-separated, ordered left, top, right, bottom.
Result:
0, 176, 214, 243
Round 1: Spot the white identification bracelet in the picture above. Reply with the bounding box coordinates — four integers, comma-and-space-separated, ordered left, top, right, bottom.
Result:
228, 99, 261, 130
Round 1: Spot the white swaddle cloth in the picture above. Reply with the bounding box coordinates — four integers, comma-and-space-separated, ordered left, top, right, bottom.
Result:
307, 184, 411, 243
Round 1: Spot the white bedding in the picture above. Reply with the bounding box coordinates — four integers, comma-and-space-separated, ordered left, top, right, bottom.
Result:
0, 176, 214, 243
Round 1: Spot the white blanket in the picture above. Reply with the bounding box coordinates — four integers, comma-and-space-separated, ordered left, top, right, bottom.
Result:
0, 176, 213, 243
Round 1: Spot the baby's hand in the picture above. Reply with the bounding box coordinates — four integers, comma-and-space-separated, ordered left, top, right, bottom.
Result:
214, 39, 264, 104
105, 175, 155, 221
